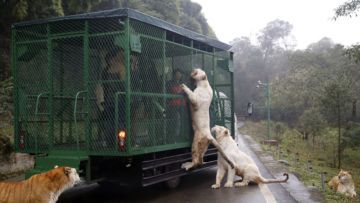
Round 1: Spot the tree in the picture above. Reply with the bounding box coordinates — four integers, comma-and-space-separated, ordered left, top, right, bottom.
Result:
307, 37, 335, 53
334, 0, 360, 19
230, 37, 265, 114
334, 0, 360, 64
230, 20, 296, 116
0, 0, 217, 82
297, 108, 326, 147
321, 75, 352, 169
257, 19, 294, 63
342, 122, 360, 148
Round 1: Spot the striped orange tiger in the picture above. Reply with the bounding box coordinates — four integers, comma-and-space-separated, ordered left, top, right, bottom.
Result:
0, 166, 80, 203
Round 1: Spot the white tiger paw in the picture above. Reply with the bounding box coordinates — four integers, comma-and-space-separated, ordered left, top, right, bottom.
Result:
235, 182, 247, 187
181, 83, 188, 90
181, 162, 194, 171
211, 184, 220, 189
224, 182, 233, 188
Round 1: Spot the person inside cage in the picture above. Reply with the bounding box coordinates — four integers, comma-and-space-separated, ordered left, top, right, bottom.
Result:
95, 47, 140, 148
166, 68, 187, 142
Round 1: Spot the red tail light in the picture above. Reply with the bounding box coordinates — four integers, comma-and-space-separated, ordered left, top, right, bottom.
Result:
117, 129, 126, 151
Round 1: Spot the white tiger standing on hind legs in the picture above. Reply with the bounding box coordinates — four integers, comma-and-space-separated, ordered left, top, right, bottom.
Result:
180, 68, 235, 171
210, 125, 289, 189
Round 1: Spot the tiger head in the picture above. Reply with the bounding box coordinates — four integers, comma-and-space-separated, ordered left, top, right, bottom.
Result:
338, 169, 353, 184
53, 165, 81, 187
211, 125, 230, 142
191, 69, 208, 84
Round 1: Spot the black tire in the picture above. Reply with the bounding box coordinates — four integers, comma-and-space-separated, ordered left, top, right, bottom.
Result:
163, 177, 181, 189
97, 180, 126, 194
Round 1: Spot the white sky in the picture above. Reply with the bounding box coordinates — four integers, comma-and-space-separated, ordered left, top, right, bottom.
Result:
192, 0, 360, 49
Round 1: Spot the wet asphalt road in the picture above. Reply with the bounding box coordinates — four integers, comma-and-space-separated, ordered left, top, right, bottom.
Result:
58, 168, 267, 203
58, 128, 296, 203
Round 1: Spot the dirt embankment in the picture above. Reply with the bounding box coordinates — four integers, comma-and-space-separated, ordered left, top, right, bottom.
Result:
0, 78, 34, 181
0, 153, 34, 181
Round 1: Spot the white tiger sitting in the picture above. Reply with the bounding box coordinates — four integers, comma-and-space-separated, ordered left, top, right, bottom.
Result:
211, 125, 289, 189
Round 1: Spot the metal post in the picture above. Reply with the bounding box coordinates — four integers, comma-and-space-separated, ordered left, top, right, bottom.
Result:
321, 172, 327, 192
257, 80, 271, 141
230, 53, 235, 137
83, 21, 90, 152
47, 24, 54, 150
162, 29, 167, 144
125, 17, 131, 150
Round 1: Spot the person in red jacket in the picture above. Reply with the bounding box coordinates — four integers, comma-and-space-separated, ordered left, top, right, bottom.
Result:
166, 69, 187, 142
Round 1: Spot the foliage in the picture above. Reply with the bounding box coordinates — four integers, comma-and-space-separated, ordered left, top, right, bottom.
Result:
0, 77, 14, 160
0, 0, 216, 82
342, 122, 360, 148
320, 76, 352, 122
257, 19, 294, 57
297, 107, 326, 141
235, 30, 360, 169
273, 122, 286, 140
231, 37, 265, 114
241, 121, 360, 203
231, 20, 294, 114
0, 132, 12, 161
0, 0, 215, 37
334, 1, 360, 64
345, 44, 360, 63
334, 0, 360, 19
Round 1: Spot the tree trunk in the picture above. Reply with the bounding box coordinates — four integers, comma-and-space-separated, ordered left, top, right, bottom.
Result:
312, 134, 315, 151
352, 100, 357, 121
333, 143, 336, 168
337, 94, 341, 169
302, 132, 308, 140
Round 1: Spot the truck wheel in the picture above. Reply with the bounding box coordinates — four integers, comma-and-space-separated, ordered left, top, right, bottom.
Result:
164, 177, 180, 189
97, 181, 123, 193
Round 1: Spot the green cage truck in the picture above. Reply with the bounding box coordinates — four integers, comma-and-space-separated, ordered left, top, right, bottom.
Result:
11, 8, 235, 187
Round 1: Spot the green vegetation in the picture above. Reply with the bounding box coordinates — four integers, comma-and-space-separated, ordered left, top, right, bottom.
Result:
240, 121, 360, 203
1, 0, 215, 37
233, 2, 360, 201
0, 77, 13, 160
0, 0, 216, 84
232, 17, 360, 171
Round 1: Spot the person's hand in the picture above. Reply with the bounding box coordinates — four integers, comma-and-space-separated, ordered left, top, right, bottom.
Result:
96, 101, 104, 112
95, 85, 105, 111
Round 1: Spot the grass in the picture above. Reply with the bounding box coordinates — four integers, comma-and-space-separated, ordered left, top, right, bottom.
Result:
239, 121, 360, 203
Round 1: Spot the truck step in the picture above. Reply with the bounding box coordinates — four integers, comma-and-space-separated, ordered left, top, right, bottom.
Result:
26, 150, 88, 179
141, 147, 218, 186
142, 148, 217, 170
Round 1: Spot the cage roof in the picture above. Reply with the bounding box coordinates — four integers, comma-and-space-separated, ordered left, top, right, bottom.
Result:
13, 8, 232, 51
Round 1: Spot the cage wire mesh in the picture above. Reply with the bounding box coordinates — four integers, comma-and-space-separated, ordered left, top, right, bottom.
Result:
16, 27, 49, 153
13, 14, 233, 155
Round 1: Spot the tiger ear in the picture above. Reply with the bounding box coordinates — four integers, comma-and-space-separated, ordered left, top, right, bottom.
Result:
54, 165, 59, 169
224, 129, 229, 136
64, 167, 71, 176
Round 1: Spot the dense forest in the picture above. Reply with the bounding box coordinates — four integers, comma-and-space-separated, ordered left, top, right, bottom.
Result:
0, 0, 216, 80
233, 0, 360, 174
